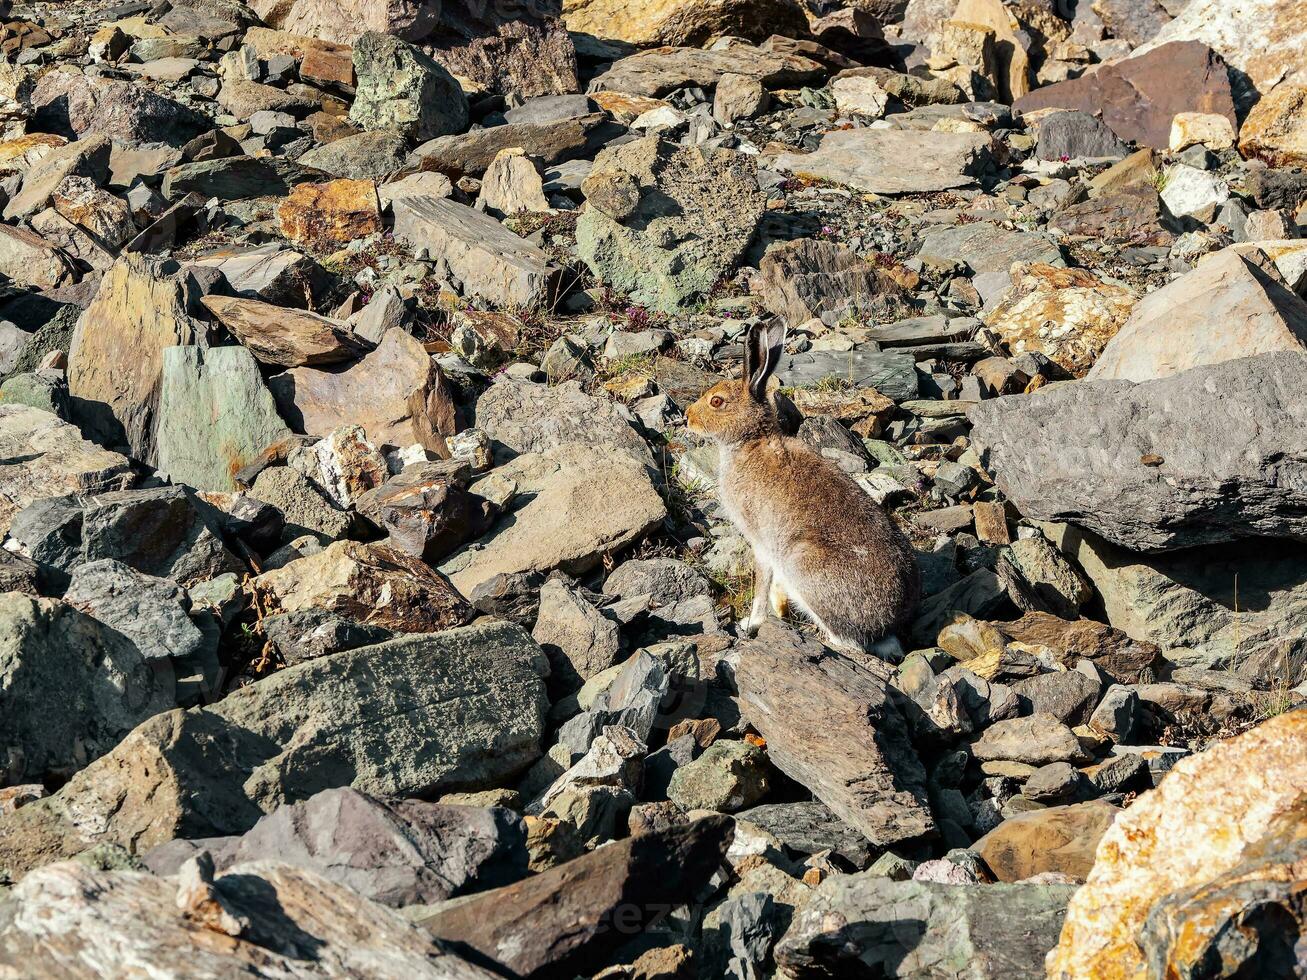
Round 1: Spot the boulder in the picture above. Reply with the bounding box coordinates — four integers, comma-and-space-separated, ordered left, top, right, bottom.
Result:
1238, 81, 1307, 168
475, 378, 651, 463
974, 800, 1120, 882
269, 328, 456, 455
667, 740, 771, 813
577, 137, 764, 314
202, 295, 367, 367
250, 465, 353, 541
983, 263, 1135, 376
773, 128, 992, 195
4, 136, 111, 221
355, 461, 495, 563
161, 155, 289, 200
1134, 0, 1306, 100
250, 540, 472, 633
67, 255, 208, 464
918, 222, 1064, 276
736, 622, 934, 847
426, 0, 579, 98
970, 352, 1307, 551
0, 403, 132, 537
970, 714, 1087, 766
1013, 41, 1236, 151
189, 788, 529, 906
996, 612, 1163, 686
409, 114, 617, 176
776, 874, 1077, 979
0, 592, 175, 784
391, 195, 557, 309
0, 224, 73, 289
156, 346, 294, 492
277, 178, 383, 252
563, 0, 807, 47
349, 32, 468, 142
477, 148, 548, 217
442, 443, 666, 597
31, 71, 209, 147
1048, 710, 1307, 980
759, 239, 902, 327
419, 815, 734, 978
0, 860, 499, 979
64, 557, 217, 688
736, 800, 875, 869
248, 0, 440, 44
589, 44, 824, 99
1041, 524, 1307, 681
531, 577, 622, 689
9, 485, 243, 584
296, 131, 409, 181
0, 621, 549, 875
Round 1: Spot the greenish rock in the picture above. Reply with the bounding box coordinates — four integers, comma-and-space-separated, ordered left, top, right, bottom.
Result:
296, 130, 410, 180
0, 620, 551, 878
667, 740, 771, 813
776, 875, 1077, 978
156, 346, 292, 492
0, 370, 67, 416
0, 304, 78, 384
866, 851, 918, 880
575, 137, 764, 313
0, 592, 177, 786
161, 155, 287, 200
349, 32, 469, 141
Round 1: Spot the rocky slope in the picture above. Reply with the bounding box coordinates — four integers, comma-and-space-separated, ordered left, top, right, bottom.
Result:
0, 0, 1304, 976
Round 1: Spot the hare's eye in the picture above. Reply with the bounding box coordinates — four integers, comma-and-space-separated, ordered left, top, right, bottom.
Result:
710, 396, 724, 408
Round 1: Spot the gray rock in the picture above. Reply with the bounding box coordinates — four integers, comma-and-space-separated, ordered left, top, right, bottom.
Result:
531, 577, 623, 690
0, 592, 175, 784
1035, 110, 1130, 160
1023, 762, 1083, 804
212, 788, 528, 906
296, 130, 410, 180
475, 378, 651, 464
970, 713, 1089, 766
970, 352, 1307, 552
442, 444, 666, 597
156, 346, 293, 493
161, 155, 288, 200
409, 114, 618, 176
391, 195, 557, 309
0, 621, 550, 876
1088, 684, 1139, 742
604, 557, 720, 634
504, 94, 595, 126
1010, 670, 1101, 726
576, 137, 765, 314
349, 32, 468, 140
776, 874, 1077, 979
0, 859, 499, 979
917, 221, 1064, 276
589, 44, 824, 98
251, 465, 353, 542
773, 128, 992, 194
64, 558, 217, 693
1002, 535, 1092, 619
775, 348, 919, 401
11, 485, 243, 583
262, 607, 394, 664
737, 800, 875, 869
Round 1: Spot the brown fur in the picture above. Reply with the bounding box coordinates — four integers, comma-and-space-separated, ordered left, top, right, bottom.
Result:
687, 324, 920, 653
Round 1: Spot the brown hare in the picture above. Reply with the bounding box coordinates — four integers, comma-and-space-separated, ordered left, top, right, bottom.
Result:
687, 320, 920, 658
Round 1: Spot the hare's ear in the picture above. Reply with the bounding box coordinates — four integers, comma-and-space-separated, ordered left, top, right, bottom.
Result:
746, 318, 787, 402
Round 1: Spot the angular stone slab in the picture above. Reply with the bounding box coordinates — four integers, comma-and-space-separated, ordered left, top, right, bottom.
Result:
156, 345, 293, 492
773, 128, 992, 195
392, 195, 557, 309
736, 622, 934, 848
970, 351, 1307, 552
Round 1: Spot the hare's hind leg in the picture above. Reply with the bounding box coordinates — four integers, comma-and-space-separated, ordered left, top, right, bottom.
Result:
743, 556, 774, 637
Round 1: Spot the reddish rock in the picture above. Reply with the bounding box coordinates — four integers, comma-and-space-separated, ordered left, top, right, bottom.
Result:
1014, 42, 1235, 151
277, 178, 381, 252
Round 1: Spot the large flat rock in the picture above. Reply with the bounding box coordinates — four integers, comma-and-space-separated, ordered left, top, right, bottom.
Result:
0, 621, 549, 876
772, 128, 992, 195
970, 352, 1307, 552
589, 44, 824, 98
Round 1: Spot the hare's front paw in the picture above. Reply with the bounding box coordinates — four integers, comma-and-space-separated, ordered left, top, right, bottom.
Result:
740, 612, 766, 638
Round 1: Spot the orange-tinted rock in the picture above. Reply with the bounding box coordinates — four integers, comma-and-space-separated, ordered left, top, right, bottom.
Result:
277, 178, 381, 251
975, 799, 1120, 882
202, 294, 368, 368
